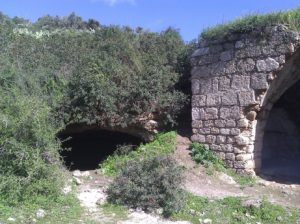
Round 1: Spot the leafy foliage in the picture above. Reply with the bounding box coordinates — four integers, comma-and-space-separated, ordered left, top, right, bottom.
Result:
0, 11, 191, 216
0, 87, 65, 205
106, 156, 185, 216
201, 7, 300, 40
60, 27, 188, 128
191, 142, 225, 170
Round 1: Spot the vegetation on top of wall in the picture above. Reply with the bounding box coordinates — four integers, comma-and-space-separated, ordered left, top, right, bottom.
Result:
201, 7, 300, 40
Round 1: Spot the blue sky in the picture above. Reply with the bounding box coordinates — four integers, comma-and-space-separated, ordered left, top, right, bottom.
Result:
0, 0, 299, 41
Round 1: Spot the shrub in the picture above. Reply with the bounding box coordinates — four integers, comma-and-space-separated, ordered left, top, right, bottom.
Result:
0, 87, 65, 205
106, 156, 185, 216
191, 143, 225, 170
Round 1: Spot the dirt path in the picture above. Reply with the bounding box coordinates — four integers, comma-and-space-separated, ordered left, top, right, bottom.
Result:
71, 134, 300, 223
175, 135, 300, 209
73, 170, 191, 224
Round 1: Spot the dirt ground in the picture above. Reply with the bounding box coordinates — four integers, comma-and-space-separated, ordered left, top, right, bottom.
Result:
72, 134, 300, 223
175, 135, 300, 209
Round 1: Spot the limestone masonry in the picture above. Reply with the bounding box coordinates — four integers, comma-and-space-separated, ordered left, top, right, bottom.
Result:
191, 25, 300, 175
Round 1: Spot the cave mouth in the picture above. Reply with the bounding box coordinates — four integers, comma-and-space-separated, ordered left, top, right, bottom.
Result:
261, 79, 300, 183
58, 128, 144, 171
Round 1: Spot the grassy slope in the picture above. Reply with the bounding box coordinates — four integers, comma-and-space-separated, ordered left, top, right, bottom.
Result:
100, 131, 177, 176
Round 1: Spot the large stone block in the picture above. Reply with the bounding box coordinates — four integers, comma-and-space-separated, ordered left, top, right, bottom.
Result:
200, 78, 213, 94
222, 91, 238, 106
237, 58, 255, 72
256, 57, 279, 72
251, 73, 268, 90
220, 106, 240, 119
192, 108, 201, 120
192, 95, 206, 107
191, 134, 206, 143
205, 107, 219, 120
238, 91, 255, 106
231, 75, 250, 90
219, 76, 231, 91
206, 94, 221, 106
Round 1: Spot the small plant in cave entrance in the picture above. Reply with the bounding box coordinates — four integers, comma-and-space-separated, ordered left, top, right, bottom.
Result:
106, 155, 185, 217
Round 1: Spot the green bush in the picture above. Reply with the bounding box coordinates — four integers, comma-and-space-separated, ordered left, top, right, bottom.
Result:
106, 156, 185, 216
191, 143, 225, 170
0, 88, 65, 205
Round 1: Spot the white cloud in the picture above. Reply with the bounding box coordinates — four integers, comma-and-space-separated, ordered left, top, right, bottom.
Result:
92, 0, 136, 6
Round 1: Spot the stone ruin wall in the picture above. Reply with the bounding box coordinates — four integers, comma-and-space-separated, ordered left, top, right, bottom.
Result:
191, 25, 300, 175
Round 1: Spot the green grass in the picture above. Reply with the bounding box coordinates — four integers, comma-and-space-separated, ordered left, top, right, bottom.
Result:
190, 143, 256, 187
172, 193, 300, 224
0, 193, 83, 224
201, 7, 300, 40
99, 131, 177, 176
101, 203, 128, 220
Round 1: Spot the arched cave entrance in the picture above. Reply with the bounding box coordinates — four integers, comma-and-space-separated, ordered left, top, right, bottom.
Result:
261, 79, 300, 183
58, 127, 144, 171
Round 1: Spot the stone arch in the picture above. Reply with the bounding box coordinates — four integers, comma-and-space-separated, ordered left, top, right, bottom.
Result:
191, 25, 300, 175
254, 48, 300, 173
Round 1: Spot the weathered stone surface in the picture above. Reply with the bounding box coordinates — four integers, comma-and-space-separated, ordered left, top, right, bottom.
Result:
236, 153, 252, 161
191, 134, 206, 143
225, 153, 235, 161
215, 119, 226, 128
220, 106, 240, 119
191, 25, 300, 174
192, 108, 201, 120
237, 118, 249, 128
251, 73, 268, 90
205, 108, 219, 119
206, 94, 221, 106
219, 76, 231, 91
225, 120, 236, 128
256, 58, 279, 72
238, 91, 255, 106
204, 120, 214, 127
230, 128, 240, 136
200, 78, 212, 94
231, 75, 250, 90
235, 135, 250, 145
216, 135, 226, 144
235, 40, 244, 49
210, 127, 220, 134
220, 128, 231, 135
237, 58, 255, 72
191, 120, 203, 128
220, 50, 233, 61
222, 91, 238, 106
192, 95, 206, 107
206, 135, 216, 144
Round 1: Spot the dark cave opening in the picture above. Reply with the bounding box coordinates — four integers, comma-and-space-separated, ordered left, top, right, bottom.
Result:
58, 128, 144, 171
261, 79, 300, 183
